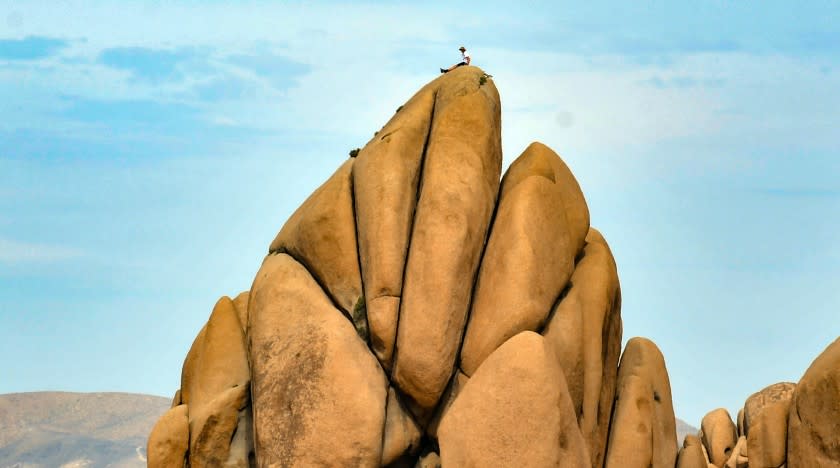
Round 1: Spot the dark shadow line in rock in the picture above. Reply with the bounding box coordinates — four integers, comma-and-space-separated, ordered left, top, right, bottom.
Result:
349, 160, 371, 346
535, 278, 574, 336
389, 88, 438, 383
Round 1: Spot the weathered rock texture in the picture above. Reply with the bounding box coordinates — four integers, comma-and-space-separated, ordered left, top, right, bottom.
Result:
151, 66, 840, 467
744, 382, 795, 468
604, 337, 678, 468
248, 253, 387, 466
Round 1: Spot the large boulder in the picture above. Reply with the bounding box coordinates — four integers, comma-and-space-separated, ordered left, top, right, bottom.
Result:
392, 66, 503, 419
677, 435, 711, 468
604, 337, 678, 468
180, 296, 253, 466
787, 337, 840, 467
248, 253, 387, 466
438, 331, 590, 467
147, 404, 189, 468
460, 142, 588, 377
744, 382, 795, 468
700, 408, 737, 468
541, 227, 622, 468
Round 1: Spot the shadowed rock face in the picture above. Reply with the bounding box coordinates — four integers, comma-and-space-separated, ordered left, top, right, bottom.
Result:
151, 67, 839, 467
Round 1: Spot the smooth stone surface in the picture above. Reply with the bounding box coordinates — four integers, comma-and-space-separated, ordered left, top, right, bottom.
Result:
439, 331, 590, 468
460, 143, 582, 377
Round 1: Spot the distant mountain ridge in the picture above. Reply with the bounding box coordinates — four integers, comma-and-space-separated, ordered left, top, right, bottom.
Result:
0, 391, 697, 467
0, 391, 170, 468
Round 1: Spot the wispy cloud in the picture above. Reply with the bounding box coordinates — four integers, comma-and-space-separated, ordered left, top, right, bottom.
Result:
0, 36, 68, 60
0, 238, 83, 264
98, 46, 199, 82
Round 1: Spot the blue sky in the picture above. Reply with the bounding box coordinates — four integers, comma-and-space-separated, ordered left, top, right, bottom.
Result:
1, 1, 839, 426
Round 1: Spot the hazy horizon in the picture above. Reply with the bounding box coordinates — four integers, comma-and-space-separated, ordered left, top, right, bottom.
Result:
2, 1, 839, 426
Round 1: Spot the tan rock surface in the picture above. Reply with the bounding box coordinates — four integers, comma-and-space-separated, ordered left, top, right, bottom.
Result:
460, 143, 587, 377
268, 158, 367, 338
177, 297, 253, 466
381, 387, 423, 465
248, 253, 387, 467
147, 404, 189, 468
438, 331, 590, 468
700, 408, 737, 468
604, 337, 678, 468
744, 382, 794, 468
542, 227, 622, 468
393, 66, 502, 418
677, 435, 710, 468
353, 83, 436, 370
189, 384, 251, 467
787, 337, 840, 467
180, 297, 250, 408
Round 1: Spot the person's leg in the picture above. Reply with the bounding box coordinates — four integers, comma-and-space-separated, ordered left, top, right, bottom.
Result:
442, 61, 467, 73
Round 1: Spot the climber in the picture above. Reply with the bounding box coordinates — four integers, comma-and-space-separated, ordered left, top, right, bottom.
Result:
440, 46, 471, 73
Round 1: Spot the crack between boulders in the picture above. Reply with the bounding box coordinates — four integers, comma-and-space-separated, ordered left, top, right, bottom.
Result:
536, 276, 575, 336
389, 89, 438, 384
349, 159, 371, 346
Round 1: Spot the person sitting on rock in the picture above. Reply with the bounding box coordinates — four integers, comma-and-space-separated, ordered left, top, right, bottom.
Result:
441, 46, 471, 73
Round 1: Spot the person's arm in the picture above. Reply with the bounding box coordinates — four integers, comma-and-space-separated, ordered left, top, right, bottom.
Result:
465, 55, 471, 65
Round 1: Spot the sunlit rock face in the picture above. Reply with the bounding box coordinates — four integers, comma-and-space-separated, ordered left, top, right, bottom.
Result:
151, 66, 838, 468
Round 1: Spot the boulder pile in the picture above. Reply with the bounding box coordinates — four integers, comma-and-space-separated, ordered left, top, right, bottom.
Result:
147, 67, 839, 467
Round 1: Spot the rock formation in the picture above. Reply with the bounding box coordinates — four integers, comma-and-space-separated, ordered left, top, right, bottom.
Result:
151, 66, 840, 467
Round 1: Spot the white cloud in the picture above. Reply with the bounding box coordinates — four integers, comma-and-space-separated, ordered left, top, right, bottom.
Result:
0, 237, 84, 264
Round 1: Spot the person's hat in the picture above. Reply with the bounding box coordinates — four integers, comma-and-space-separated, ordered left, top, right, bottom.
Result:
459, 46, 466, 51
